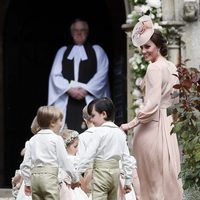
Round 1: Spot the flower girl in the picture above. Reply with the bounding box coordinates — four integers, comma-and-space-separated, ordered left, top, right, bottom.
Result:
59, 128, 89, 200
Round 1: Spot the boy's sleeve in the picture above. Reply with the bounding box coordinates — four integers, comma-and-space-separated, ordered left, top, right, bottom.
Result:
20, 141, 31, 186
121, 143, 135, 186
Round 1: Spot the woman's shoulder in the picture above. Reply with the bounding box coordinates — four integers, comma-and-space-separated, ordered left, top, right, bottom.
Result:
147, 62, 161, 71
148, 58, 175, 70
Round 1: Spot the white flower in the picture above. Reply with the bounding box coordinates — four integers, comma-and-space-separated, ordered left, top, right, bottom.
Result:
153, 23, 163, 30
136, 56, 142, 64
146, 0, 161, 8
127, 14, 133, 19
156, 8, 162, 18
135, 77, 143, 86
134, 6, 143, 15
135, 108, 140, 114
132, 88, 142, 98
150, 13, 155, 19
128, 57, 135, 64
135, 98, 143, 106
140, 5, 150, 14
141, 64, 146, 69
131, 10, 139, 17
156, 12, 162, 18
133, 65, 138, 70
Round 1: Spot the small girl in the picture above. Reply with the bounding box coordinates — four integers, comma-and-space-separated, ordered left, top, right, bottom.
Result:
118, 157, 136, 200
59, 128, 89, 200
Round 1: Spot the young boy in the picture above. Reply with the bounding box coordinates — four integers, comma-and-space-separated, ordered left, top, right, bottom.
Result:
20, 106, 80, 200
78, 97, 134, 200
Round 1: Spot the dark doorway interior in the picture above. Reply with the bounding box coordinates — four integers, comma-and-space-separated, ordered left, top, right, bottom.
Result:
3, 0, 127, 187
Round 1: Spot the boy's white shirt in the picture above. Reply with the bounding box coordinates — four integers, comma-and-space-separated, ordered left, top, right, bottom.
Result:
77, 126, 96, 158
20, 129, 79, 186
78, 121, 135, 185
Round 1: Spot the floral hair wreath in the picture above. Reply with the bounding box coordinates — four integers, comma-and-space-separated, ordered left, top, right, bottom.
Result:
132, 15, 154, 47
64, 130, 79, 146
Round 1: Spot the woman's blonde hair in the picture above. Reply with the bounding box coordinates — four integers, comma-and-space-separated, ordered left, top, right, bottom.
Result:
37, 106, 63, 129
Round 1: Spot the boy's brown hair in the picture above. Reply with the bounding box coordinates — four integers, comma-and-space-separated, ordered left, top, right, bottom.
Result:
37, 106, 63, 129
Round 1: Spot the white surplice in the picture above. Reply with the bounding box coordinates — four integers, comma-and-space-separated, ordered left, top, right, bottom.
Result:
48, 45, 110, 128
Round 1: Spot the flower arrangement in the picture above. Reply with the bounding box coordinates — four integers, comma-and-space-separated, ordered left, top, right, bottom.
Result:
126, 0, 163, 116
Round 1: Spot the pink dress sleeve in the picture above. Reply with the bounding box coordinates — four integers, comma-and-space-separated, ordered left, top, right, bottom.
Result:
136, 63, 162, 124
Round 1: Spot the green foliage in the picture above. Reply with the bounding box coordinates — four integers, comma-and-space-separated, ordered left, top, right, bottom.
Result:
167, 63, 200, 190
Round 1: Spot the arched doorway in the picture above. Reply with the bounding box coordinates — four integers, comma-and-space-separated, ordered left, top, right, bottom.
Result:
2, 0, 127, 186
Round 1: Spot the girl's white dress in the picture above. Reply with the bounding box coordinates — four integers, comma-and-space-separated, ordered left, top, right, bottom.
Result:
59, 155, 89, 200
16, 180, 32, 200
118, 159, 136, 200
118, 176, 136, 200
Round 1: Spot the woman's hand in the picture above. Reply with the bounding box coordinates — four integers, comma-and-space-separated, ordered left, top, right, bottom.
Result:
120, 118, 139, 132
124, 185, 132, 194
71, 181, 81, 189
120, 123, 130, 131
25, 185, 31, 196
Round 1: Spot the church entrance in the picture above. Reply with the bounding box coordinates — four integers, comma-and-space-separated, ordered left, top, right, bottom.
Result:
2, 0, 127, 186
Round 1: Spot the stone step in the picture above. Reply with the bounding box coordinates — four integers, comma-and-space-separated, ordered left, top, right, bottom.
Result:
0, 188, 13, 199
0, 199, 14, 200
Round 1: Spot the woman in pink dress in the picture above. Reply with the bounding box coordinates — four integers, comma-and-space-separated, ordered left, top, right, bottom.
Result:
121, 15, 183, 200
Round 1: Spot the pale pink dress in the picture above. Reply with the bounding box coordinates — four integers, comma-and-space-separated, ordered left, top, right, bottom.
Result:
132, 59, 183, 200
118, 176, 136, 200
59, 155, 89, 200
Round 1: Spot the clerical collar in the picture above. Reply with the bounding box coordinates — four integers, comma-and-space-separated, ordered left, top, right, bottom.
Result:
67, 45, 88, 61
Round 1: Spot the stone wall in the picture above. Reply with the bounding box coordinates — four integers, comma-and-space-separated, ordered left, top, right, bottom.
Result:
163, 0, 200, 68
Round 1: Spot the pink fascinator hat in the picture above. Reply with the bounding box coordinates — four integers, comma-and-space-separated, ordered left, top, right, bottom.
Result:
132, 15, 154, 47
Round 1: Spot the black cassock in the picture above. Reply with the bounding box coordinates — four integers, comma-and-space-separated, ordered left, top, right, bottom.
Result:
62, 43, 97, 133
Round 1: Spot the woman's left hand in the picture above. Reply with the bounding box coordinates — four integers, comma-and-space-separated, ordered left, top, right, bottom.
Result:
120, 123, 130, 131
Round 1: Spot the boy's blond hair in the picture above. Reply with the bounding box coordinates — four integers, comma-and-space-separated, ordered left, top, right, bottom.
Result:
37, 106, 63, 129
82, 105, 92, 121
31, 116, 41, 134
